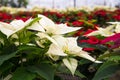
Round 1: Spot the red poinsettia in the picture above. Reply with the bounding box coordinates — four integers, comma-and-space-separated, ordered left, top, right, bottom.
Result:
83, 47, 95, 51
15, 16, 31, 22
0, 11, 13, 22
72, 21, 84, 27
79, 36, 100, 51
113, 15, 120, 21
94, 10, 107, 17
87, 36, 100, 45
84, 29, 96, 35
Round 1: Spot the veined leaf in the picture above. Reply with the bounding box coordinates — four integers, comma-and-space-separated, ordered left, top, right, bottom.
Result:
27, 63, 55, 80
0, 50, 19, 66
18, 45, 46, 54
92, 61, 120, 80
57, 64, 86, 78
0, 62, 14, 74
10, 67, 36, 80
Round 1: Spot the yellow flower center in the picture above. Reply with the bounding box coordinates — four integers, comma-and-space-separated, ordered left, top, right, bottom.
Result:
63, 46, 69, 54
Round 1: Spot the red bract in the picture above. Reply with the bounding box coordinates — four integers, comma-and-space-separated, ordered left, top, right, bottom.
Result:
15, 16, 31, 22
83, 47, 95, 51
114, 9, 120, 15
56, 13, 63, 18
0, 12, 12, 22
87, 36, 99, 44
42, 12, 49, 16
72, 21, 84, 27
66, 16, 75, 21
88, 15, 93, 20
74, 29, 84, 36
84, 29, 96, 35
79, 40, 87, 43
113, 15, 120, 21
94, 10, 107, 17
77, 12, 83, 16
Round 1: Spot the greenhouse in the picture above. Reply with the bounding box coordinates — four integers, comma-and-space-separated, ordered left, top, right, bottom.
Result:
0, 0, 120, 80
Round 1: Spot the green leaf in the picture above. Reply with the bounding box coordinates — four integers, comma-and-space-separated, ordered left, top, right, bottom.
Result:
18, 45, 45, 55
78, 59, 91, 65
0, 50, 19, 66
0, 62, 14, 74
108, 56, 120, 62
57, 64, 86, 78
0, 31, 7, 39
75, 70, 86, 78
92, 61, 120, 80
26, 17, 41, 28
98, 50, 119, 60
11, 67, 36, 80
18, 30, 36, 44
27, 63, 55, 80
0, 62, 14, 78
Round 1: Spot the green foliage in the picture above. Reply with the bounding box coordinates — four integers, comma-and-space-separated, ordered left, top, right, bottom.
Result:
0, 50, 19, 66
92, 61, 120, 80
11, 67, 36, 80
57, 64, 86, 79
27, 63, 55, 80
108, 56, 120, 62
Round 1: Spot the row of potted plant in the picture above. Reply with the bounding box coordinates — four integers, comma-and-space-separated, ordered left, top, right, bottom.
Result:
0, 7, 120, 25
0, 7, 120, 80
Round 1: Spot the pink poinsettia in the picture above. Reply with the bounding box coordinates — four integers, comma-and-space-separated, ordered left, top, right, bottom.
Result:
101, 33, 120, 44
101, 33, 120, 49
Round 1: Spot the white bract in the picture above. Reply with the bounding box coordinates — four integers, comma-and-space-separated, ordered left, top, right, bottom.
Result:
86, 25, 115, 37
0, 18, 44, 38
63, 58, 78, 75
47, 36, 101, 63
0, 20, 25, 38
38, 14, 81, 35
46, 36, 102, 75
107, 22, 120, 33
36, 14, 81, 47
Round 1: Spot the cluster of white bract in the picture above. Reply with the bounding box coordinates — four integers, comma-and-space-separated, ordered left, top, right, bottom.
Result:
0, 14, 101, 75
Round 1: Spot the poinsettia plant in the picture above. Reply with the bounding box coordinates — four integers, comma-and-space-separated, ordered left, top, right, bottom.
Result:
78, 22, 120, 80
0, 15, 101, 80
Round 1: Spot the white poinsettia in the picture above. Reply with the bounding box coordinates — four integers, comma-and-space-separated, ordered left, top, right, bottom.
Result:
0, 20, 26, 38
46, 35, 101, 75
0, 20, 29, 37
36, 14, 81, 47
38, 14, 81, 35
86, 25, 115, 37
0, 18, 45, 38
46, 35, 101, 63
107, 22, 120, 33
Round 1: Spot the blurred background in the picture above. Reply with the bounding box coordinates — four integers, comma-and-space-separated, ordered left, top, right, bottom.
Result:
0, 0, 120, 9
